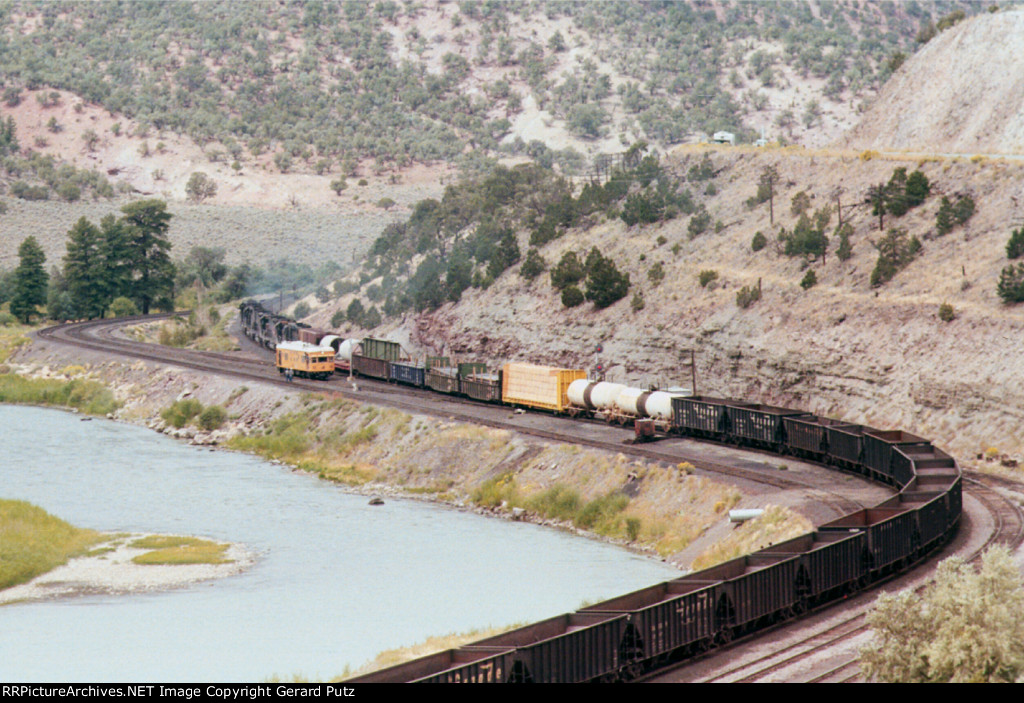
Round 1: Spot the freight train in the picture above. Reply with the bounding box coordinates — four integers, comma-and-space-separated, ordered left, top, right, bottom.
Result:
239, 300, 962, 683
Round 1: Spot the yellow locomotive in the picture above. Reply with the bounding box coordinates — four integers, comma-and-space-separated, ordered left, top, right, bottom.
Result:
275, 341, 335, 380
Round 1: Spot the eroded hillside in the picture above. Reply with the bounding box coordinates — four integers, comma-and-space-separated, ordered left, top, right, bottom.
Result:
314, 144, 1024, 464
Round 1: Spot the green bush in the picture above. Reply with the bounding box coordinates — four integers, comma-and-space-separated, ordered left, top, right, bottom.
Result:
938, 303, 955, 322
108, 296, 138, 317
161, 398, 204, 428
800, 269, 817, 289
698, 270, 718, 288
997, 263, 1024, 304
870, 228, 921, 287
292, 302, 310, 319
519, 248, 545, 281
198, 404, 227, 431
736, 284, 761, 308
561, 285, 584, 308
1007, 228, 1024, 260
751, 231, 767, 252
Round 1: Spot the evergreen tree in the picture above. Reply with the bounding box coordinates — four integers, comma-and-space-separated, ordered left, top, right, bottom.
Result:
550, 251, 585, 290
905, 170, 930, 207
1007, 228, 1024, 260
99, 214, 132, 303
119, 199, 175, 314
935, 196, 955, 236
63, 217, 106, 319
584, 248, 630, 309
868, 183, 888, 230
10, 236, 48, 323
997, 263, 1024, 304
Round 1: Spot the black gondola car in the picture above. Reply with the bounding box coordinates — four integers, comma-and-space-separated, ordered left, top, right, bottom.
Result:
726, 403, 810, 448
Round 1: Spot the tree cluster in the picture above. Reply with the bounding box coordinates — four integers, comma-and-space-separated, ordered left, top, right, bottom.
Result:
48, 200, 176, 321
867, 167, 930, 230
549, 248, 630, 310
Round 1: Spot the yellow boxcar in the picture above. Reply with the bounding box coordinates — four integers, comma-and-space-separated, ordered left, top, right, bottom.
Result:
501, 362, 587, 413
276, 341, 336, 380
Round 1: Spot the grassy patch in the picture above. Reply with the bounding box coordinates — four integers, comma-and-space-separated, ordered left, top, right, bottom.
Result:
130, 535, 232, 565
338, 623, 526, 681
690, 505, 813, 571
0, 499, 104, 590
161, 398, 204, 428
0, 374, 119, 415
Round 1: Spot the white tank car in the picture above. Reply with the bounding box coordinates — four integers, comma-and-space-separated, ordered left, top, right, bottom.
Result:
320, 336, 360, 361
615, 387, 693, 419
644, 390, 689, 420
568, 380, 627, 411
615, 387, 651, 417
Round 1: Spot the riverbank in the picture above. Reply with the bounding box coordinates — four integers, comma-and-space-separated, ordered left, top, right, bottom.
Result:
0, 533, 253, 606
8, 325, 815, 571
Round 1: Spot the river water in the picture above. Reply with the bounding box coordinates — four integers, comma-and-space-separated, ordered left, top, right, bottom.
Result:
0, 405, 680, 682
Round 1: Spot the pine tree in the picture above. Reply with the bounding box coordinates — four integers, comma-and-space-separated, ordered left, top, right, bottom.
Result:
935, 196, 955, 236
63, 217, 106, 319
119, 199, 175, 314
99, 214, 132, 304
10, 236, 48, 323
1007, 227, 1024, 260
584, 248, 630, 309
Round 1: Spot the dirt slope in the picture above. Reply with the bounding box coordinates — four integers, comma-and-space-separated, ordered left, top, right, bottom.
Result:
843, 9, 1024, 154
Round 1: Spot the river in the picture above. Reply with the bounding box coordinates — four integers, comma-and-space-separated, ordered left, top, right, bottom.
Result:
0, 405, 680, 682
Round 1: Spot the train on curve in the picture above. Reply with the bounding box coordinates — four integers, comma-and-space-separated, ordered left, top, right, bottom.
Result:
239, 300, 962, 683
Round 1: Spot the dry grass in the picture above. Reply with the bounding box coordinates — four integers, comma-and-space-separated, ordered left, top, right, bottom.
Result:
689, 505, 813, 571
0, 499, 104, 590
129, 535, 232, 565
336, 623, 525, 681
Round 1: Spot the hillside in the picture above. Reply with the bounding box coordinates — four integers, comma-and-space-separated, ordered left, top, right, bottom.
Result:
843, 8, 1024, 154
309, 143, 1024, 465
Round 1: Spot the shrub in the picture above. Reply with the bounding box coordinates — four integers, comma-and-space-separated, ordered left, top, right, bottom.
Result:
751, 231, 767, 252
519, 248, 545, 281
997, 263, 1024, 304
107, 297, 138, 317
835, 222, 853, 261
198, 405, 227, 431
1007, 228, 1024, 259
584, 249, 630, 309
292, 302, 310, 319
161, 398, 203, 428
630, 291, 645, 312
647, 261, 665, 286
800, 269, 817, 289
860, 547, 1024, 683
736, 284, 761, 308
870, 229, 921, 287
561, 285, 584, 308
687, 207, 711, 239
698, 270, 718, 288
938, 303, 955, 322
550, 251, 585, 290
330, 309, 346, 328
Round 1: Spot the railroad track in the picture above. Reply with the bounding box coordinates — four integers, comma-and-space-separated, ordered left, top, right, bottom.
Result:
649, 470, 1024, 683
38, 314, 1019, 683
39, 315, 868, 518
